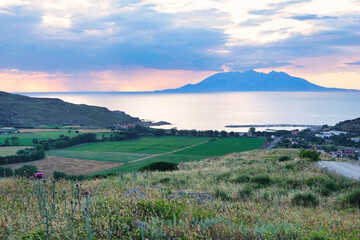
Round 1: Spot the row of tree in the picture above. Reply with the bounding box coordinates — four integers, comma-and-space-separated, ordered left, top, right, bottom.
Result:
1, 137, 20, 146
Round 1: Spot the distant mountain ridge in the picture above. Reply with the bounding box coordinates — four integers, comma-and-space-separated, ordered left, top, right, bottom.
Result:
0, 91, 141, 127
158, 70, 356, 92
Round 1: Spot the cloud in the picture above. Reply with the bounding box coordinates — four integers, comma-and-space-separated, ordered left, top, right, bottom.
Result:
1, 0, 360, 91
346, 61, 360, 65
290, 14, 338, 21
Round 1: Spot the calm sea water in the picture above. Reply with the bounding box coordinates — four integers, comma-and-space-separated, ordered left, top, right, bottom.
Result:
24, 92, 360, 131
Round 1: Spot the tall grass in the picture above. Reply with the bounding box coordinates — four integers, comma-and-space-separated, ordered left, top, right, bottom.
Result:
0, 149, 359, 239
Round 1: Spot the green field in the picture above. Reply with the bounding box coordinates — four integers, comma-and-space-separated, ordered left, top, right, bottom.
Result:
0, 146, 32, 156
175, 137, 266, 156
64, 136, 211, 154
46, 150, 151, 163
0, 131, 107, 146
47, 136, 265, 174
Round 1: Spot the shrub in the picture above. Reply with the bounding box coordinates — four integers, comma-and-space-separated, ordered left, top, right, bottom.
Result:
232, 174, 251, 183
53, 171, 67, 181
237, 186, 253, 199
278, 156, 291, 162
214, 189, 232, 201
0, 166, 14, 177
340, 190, 360, 208
140, 162, 178, 172
317, 179, 340, 196
291, 192, 319, 207
137, 200, 186, 220
252, 175, 272, 185
298, 149, 321, 162
159, 177, 171, 184
14, 165, 38, 178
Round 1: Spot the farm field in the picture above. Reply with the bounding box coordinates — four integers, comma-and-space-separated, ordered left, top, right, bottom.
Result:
174, 137, 266, 156
47, 136, 265, 175
0, 130, 110, 146
46, 150, 151, 163
63, 136, 211, 154
3, 156, 122, 177
0, 146, 32, 157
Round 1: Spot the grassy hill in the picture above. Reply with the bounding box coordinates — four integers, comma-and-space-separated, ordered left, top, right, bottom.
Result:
1, 149, 359, 239
334, 117, 360, 135
0, 91, 140, 127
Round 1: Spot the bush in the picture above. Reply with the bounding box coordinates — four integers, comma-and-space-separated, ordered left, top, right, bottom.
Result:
291, 192, 319, 207
0, 166, 14, 177
53, 171, 67, 181
298, 149, 321, 162
14, 165, 38, 178
214, 189, 232, 201
232, 174, 251, 183
140, 162, 178, 172
278, 156, 291, 162
137, 200, 186, 221
340, 190, 360, 208
252, 175, 272, 185
238, 186, 253, 199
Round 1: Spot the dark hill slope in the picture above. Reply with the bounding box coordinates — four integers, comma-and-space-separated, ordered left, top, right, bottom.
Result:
0, 91, 140, 127
159, 70, 354, 92
334, 117, 360, 135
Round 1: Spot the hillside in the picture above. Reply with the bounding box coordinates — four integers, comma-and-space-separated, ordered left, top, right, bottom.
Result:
0, 149, 359, 239
159, 70, 354, 92
334, 117, 360, 135
0, 91, 141, 127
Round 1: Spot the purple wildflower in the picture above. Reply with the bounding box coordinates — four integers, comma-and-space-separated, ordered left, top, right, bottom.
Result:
35, 172, 43, 179
84, 190, 90, 196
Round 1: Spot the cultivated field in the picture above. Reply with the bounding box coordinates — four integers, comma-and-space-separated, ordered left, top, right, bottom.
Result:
0, 146, 32, 157
0, 130, 110, 146
1, 149, 359, 239
3, 156, 122, 176
47, 137, 266, 174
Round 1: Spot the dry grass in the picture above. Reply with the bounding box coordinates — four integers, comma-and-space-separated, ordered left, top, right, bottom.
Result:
3, 156, 122, 176
0, 149, 359, 239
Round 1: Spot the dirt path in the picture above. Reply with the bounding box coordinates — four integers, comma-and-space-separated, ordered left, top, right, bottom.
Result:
99, 140, 211, 173
317, 161, 360, 181
128, 140, 210, 164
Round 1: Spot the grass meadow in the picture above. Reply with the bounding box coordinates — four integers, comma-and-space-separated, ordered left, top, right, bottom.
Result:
0, 149, 359, 239
47, 137, 266, 174
0, 146, 32, 156
0, 131, 82, 146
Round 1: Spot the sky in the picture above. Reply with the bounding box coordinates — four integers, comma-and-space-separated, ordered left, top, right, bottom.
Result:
0, 0, 360, 92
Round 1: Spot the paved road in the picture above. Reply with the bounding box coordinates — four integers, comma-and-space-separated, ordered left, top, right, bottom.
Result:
267, 137, 282, 149
317, 161, 360, 180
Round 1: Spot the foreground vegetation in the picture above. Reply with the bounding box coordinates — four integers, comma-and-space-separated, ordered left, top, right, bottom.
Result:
1, 149, 359, 239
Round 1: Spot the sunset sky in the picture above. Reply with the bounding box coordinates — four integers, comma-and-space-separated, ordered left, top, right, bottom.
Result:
1, 0, 360, 92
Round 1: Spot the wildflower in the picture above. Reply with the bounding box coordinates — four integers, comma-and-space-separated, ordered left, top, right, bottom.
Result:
269, 232, 271, 235
84, 190, 90, 196
76, 184, 79, 188
43, 179, 47, 184
35, 172, 43, 179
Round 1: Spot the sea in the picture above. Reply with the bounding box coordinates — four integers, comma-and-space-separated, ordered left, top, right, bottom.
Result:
24, 91, 360, 131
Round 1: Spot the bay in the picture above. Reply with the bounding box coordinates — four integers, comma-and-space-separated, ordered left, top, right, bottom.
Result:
24, 92, 360, 131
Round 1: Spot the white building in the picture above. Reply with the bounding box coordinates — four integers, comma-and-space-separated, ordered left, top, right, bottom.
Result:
351, 137, 360, 143
315, 131, 347, 139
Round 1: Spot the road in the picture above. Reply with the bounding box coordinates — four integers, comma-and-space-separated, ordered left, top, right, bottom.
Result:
317, 161, 360, 180
267, 137, 282, 149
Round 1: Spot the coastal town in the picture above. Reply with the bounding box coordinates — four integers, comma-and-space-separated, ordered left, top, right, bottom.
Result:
273, 126, 360, 161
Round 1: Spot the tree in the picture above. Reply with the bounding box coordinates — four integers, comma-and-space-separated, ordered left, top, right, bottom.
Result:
154, 129, 165, 137
3, 138, 10, 146
249, 127, 256, 134
10, 137, 20, 146
32, 138, 39, 145
14, 165, 39, 178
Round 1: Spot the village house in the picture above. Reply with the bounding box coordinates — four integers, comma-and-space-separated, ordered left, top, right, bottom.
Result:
315, 131, 347, 139
351, 137, 360, 143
